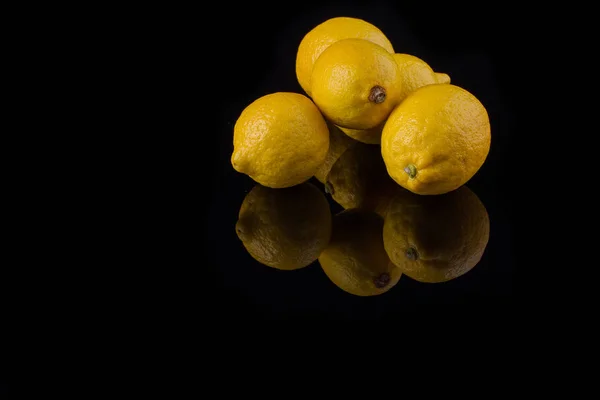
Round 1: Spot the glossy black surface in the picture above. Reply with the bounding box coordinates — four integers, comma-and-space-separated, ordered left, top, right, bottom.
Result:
204, 1, 516, 318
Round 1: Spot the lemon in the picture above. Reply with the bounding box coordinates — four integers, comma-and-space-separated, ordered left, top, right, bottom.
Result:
319, 210, 402, 296
332, 53, 451, 144
393, 53, 440, 102
314, 122, 357, 184
232, 92, 329, 188
337, 122, 384, 145
435, 73, 451, 84
296, 17, 394, 97
236, 183, 332, 270
381, 84, 491, 195
383, 186, 489, 283
311, 39, 402, 130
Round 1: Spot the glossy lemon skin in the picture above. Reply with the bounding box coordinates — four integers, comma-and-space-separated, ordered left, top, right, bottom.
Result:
232, 92, 329, 188
311, 39, 402, 130
381, 84, 491, 195
296, 17, 394, 96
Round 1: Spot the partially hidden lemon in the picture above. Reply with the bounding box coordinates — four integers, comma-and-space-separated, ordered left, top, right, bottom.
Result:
314, 122, 357, 184
393, 53, 443, 102
311, 39, 402, 130
381, 84, 491, 195
333, 54, 450, 144
232, 92, 329, 188
236, 183, 332, 270
435, 72, 451, 84
319, 210, 402, 296
337, 122, 385, 145
296, 17, 394, 97
383, 186, 489, 283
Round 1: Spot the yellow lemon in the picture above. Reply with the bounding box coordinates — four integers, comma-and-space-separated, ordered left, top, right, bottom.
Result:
311, 39, 402, 130
319, 210, 402, 296
393, 53, 440, 102
314, 122, 357, 184
435, 72, 451, 84
296, 17, 394, 97
334, 51, 454, 145
236, 183, 332, 270
337, 122, 385, 145
232, 92, 329, 188
381, 84, 491, 195
383, 186, 489, 283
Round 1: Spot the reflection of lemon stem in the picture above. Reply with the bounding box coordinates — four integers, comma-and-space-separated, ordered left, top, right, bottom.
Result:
369, 86, 386, 104
325, 181, 335, 195
373, 272, 391, 288
405, 247, 419, 260
235, 223, 247, 240
404, 164, 417, 179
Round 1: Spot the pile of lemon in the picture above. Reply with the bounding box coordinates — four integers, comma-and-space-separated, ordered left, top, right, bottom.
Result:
232, 17, 491, 296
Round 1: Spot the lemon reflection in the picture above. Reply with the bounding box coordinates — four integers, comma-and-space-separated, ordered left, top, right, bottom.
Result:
318, 209, 402, 296
383, 186, 490, 283
314, 122, 357, 184
235, 178, 489, 292
323, 142, 412, 219
235, 182, 332, 270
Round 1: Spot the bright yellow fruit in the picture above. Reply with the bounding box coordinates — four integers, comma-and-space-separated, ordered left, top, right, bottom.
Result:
435, 72, 451, 84
381, 84, 491, 195
383, 186, 489, 283
236, 183, 332, 270
296, 17, 394, 97
393, 53, 439, 102
232, 92, 329, 188
314, 122, 357, 184
337, 122, 384, 144
319, 210, 402, 296
311, 39, 402, 130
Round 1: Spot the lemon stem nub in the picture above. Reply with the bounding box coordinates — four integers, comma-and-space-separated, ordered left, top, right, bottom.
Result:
404, 164, 417, 179
405, 247, 418, 261
369, 86, 386, 104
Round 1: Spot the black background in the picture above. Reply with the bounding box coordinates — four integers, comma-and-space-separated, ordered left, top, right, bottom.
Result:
192, 0, 521, 320
0, 2, 548, 393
